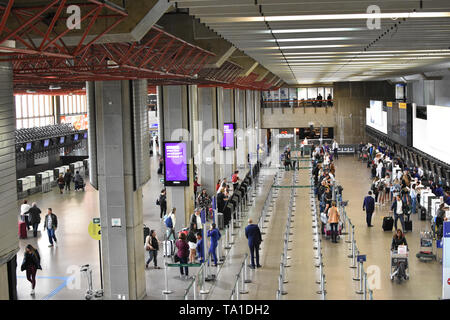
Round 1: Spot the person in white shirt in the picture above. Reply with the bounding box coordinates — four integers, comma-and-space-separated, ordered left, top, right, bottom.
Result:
417, 167, 424, 178
165, 208, 177, 240
376, 161, 384, 179
332, 140, 339, 160
20, 200, 31, 230
391, 195, 406, 232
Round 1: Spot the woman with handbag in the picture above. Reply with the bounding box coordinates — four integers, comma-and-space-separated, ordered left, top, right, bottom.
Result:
145, 230, 160, 269
21, 244, 42, 295
175, 233, 190, 279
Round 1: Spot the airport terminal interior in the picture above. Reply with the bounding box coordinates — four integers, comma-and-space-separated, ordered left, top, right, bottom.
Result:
1, 0, 450, 302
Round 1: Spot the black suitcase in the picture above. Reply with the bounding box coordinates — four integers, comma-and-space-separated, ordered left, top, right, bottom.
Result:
143, 225, 150, 243
382, 216, 394, 231
420, 207, 427, 221
405, 220, 412, 232
217, 212, 224, 230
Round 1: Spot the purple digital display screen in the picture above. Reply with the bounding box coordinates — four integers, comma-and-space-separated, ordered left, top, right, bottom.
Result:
222, 123, 235, 149
164, 142, 188, 186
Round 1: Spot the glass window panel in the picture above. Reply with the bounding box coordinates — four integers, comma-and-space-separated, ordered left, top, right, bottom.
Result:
33, 96, 39, 116
16, 120, 22, 129
317, 87, 325, 98
22, 96, 27, 118
82, 95, 87, 112
69, 95, 73, 114
38, 95, 44, 116
15, 96, 22, 119
298, 88, 307, 100
307, 88, 317, 100
27, 95, 33, 117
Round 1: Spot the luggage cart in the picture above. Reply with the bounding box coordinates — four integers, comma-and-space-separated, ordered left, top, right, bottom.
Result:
80, 264, 103, 300
415, 231, 436, 262
390, 250, 409, 283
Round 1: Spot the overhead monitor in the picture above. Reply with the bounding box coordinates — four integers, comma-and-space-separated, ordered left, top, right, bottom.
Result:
84, 132, 88, 139
74, 134, 79, 141
221, 122, 235, 150
413, 105, 450, 165
44, 139, 49, 148
25, 142, 32, 151
59, 137, 65, 144
366, 100, 387, 134
164, 141, 189, 186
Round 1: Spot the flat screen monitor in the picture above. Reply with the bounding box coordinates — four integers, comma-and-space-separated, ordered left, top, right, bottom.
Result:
74, 134, 79, 141
60, 137, 65, 144
84, 132, 88, 139
164, 141, 189, 186
221, 123, 235, 150
44, 139, 49, 148
25, 142, 32, 151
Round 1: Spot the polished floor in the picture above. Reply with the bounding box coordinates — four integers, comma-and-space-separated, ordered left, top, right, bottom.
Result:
15, 151, 443, 300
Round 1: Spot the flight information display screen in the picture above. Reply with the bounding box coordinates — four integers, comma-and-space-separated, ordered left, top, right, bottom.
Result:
222, 123, 235, 150
164, 142, 189, 186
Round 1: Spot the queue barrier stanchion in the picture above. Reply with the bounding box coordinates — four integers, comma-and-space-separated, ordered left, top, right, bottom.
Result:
353, 249, 361, 280
162, 261, 173, 295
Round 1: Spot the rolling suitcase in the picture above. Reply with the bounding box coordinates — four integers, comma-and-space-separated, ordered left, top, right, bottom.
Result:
143, 225, 150, 244
163, 240, 174, 257
404, 220, 413, 232
420, 207, 427, 221
382, 216, 394, 231
18, 221, 27, 239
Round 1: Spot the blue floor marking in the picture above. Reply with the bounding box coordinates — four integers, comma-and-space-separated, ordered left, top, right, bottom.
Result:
17, 275, 76, 300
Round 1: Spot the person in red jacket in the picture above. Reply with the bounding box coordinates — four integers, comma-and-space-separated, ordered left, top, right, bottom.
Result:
232, 170, 240, 192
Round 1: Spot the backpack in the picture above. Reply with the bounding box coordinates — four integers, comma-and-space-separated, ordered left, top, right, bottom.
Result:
164, 215, 173, 228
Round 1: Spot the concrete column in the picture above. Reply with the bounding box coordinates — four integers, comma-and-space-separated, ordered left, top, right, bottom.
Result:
54, 96, 61, 124
197, 86, 219, 193
217, 87, 236, 179
235, 89, 247, 169
87, 79, 149, 300
159, 85, 195, 229
0, 60, 19, 300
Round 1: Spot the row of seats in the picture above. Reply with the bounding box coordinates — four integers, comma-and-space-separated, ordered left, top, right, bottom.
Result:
15, 123, 76, 144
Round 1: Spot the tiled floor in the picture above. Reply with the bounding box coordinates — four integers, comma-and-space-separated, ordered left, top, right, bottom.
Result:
15, 152, 443, 300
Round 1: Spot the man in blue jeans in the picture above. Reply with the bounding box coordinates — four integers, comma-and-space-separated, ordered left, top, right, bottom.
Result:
43, 208, 58, 247
391, 195, 406, 233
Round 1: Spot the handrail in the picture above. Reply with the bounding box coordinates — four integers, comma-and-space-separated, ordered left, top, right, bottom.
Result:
229, 254, 250, 300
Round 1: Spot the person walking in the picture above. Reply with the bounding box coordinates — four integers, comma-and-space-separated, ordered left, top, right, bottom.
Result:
145, 230, 161, 269
74, 171, 85, 191
57, 174, 65, 194
391, 195, 406, 233
164, 208, 176, 241
207, 223, 221, 267
20, 200, 31, 230
245, 219, 262, 269
21, 244, 42, 295
43, 208, 58, 247
158, 189, 167, 220
332, 140, 339, 160
28, 203, 42, 237
363, 191, 375, 227
175, 233, 190, 279
190, 208, 203, 235
64, 169, 72, 192
328, 201, 340, 243
187, 224, 197, 264
410, 185, 417, 214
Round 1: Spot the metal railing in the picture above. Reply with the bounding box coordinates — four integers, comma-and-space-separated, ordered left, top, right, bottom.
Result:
276, 169, 297, 299
309, 166, 326, 300
229, 254, 251, 300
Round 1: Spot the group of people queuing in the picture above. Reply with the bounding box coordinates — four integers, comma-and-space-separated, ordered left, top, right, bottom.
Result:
361, 141, 449, 238
312, 142, 342, 243
56, 169, 85, 194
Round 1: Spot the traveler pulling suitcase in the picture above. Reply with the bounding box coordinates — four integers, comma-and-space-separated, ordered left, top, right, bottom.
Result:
382, 216, 394, 231
18, 221, 27, 239
163, 240, 174, 257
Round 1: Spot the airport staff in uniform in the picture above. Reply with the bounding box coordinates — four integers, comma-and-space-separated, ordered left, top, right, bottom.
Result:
245, 219, 262, 269
207, 223, 221, 266
363, 191, 375, 227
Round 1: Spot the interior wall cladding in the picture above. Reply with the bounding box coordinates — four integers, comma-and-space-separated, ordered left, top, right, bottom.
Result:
132, 80, 150, 189
0, 62, 19, 265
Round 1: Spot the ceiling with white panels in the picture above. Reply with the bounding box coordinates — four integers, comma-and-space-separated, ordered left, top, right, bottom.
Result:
170, 0, 450, 84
